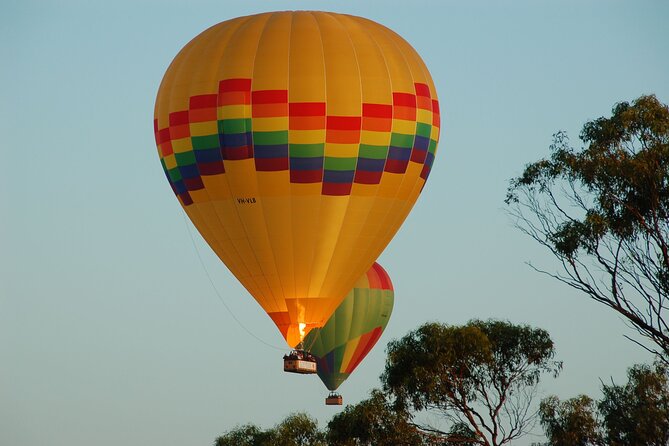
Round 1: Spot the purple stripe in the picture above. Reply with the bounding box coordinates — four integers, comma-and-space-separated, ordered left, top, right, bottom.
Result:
219, 132, 252, 148
290, 157, 323, 171
179, 164, 200, 179
388, 146, 411, 161
413, 135, 430, 151
172, 180, 187, 194
194, 148, 222, 163
323, 170, 354, 183
254, 144, 288, 158
356, 157, 385, 172
425, 152, 435, 167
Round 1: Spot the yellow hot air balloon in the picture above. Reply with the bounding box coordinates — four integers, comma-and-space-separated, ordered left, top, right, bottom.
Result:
153, 11, 440, 347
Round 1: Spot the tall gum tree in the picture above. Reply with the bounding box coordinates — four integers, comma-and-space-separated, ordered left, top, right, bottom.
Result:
506, 95, 669, 360
381, 320, 562, 446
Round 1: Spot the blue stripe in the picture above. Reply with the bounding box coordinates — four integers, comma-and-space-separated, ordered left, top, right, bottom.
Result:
413, 135, 430, 151
290, 157, 323, 171
388, 146, 411, 161
219, 132, 252, 148
324, 170, 354, 183
179, 164, 200, 179
194, 147, 222, 163
254, 144, 288, 159
172, 180, 187, 195
356, 157, 385, 172
425, 152, 435, 167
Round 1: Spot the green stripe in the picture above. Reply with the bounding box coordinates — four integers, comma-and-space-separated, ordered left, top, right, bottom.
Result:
253, 130, 288, 145
175, 151, 196, 166
218, 118, 252, 134
290, 143, 324, 158
167, 167, 182, 182
429, 139, 437, 154
191, 134, 219, 150
416, 122, 432, 138
324, 157, 357, 171
390, 133, 414, 148
359, 144, 388, 159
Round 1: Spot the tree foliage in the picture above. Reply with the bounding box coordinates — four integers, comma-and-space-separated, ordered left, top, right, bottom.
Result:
538, 395, 603, 446
599, 363, 669, 446
538, 362, 669, 446
215, 413, 324, 446
381, 320, 561, 446
326, 389, 430, 446
506, 95, 669, 360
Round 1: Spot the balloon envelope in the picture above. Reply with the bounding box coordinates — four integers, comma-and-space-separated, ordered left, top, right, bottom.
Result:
153, 11, 439, 347
305, 262, 394, 391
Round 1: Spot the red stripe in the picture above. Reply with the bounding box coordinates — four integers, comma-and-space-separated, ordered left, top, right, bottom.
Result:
411, 148, 428, 164
184, 177, 204, 191
393, 92, 416, 108
290, 102, 326, 117
153, 119, 158, 133
366, 264, 383, 289
157, 128, 171, 144
290, 170, 322, 183
198, 162, 225, 175
363, 103, 392, 118
344, 327, 383, 374
255, 158, 289, 171
322, 182, 352, 196
420, 164, 431, 180
432, 99, 440, 114
179, 192, 193, 206
252, 90, 288, 104
190, 94, 218, 109
223, 146, 253, 160
414, 83, 431, 98
373, 263, 393, 291
219, 78, 251, 93
160, 141, 173, 156
354, 170, 382, 184
385, 159, 408, 173
327, 116, 361, 130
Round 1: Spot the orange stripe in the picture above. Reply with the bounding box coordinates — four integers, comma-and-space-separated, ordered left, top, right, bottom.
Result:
169, 124, 190, 139
394, 106, 416, 121
416, 96, 432, 111
290, 116, 325, 130
218, 91, 250, 106
326, 129, 361, 144
189, 108, 217, 123
362, 117, 392, 132
252, 103, 288, 117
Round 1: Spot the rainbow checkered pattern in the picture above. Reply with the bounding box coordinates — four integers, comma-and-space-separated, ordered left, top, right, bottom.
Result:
306, 262, 394, 391
154, 78, 439, 205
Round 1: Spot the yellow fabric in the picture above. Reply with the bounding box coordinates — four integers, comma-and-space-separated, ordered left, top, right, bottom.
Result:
154, 11, 439, 347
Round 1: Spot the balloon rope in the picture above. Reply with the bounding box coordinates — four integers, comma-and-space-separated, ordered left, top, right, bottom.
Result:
182, 212, 285, 351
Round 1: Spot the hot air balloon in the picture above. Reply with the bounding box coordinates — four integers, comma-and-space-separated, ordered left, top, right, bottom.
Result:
303, 262, 394, 405
153, 11, 439, 350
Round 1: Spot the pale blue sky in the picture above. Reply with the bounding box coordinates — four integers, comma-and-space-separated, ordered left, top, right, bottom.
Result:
2, 1, 668, 445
